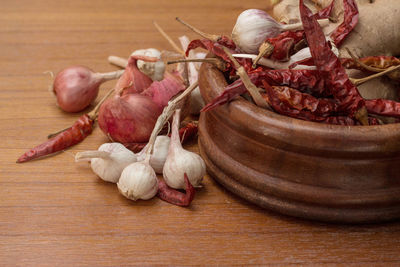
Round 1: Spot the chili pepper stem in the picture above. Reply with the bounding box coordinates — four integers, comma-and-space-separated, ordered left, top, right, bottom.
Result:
252, 42, 275, 68
221, 46, 270, 110
354, 106, 369, 126
47, 127, 71, 139
108, 56, 128, 68
153, 21, 185, 56
350, 65, 400, 86
176, 17, 220, 42
167, 58, 226, 71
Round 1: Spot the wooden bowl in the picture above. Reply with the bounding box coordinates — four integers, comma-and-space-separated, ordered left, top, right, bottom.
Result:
198, 62, 400, 223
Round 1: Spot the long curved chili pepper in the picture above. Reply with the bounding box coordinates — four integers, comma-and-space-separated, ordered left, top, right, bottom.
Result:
157, 173, 195, 207
266, 85, 338, 116
17, 88, 114, 163
262, 86, 377, 126
201, 69, 326, 113
341, 56, 400, 82
299, 0, 365, 119
329, 0, 359, 47
16, 114, 94, 163
341, 56, 400, 70
365, 99, 400, 118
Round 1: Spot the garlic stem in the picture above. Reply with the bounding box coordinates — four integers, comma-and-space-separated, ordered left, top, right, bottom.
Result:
153, 21, 185, 56
281, 18, 329, 31
144, 81, 199, 159
233, 54, 289, 69
350, 65, 400, 86
97, 69, 124, 81
176, 17, 220, 42
75, 150, 111, 162
167, 58, 226, 71
108, 56, 128, 68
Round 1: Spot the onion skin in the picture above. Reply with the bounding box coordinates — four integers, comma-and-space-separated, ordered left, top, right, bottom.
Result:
98, 94, 162, 144
116, 55, 155, 95
53, 66, 102, 112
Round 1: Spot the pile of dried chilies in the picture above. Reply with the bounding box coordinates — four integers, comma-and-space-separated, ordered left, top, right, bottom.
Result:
178, 0, 400, 126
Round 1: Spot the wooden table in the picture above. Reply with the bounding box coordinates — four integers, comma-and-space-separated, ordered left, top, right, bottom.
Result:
1, 0, 399, 265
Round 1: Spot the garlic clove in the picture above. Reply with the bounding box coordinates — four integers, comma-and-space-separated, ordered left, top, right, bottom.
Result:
162, 109, 206, 189
131, 48, 165, 81
75, 142, 137, 183
137, 135, 171, 174
232, 9, 282, 54
163, 148, 206, 189
117, 161, 158, 201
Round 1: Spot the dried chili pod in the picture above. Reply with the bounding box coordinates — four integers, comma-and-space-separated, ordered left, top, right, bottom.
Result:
330, 0, 359, 47
299, 0, 366, 123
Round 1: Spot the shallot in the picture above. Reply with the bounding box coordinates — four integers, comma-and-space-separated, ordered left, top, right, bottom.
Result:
98, 69, 185, 144
53, 66, 123, 112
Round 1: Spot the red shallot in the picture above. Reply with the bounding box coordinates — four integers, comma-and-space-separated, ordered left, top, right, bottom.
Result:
53, 66, 123, 112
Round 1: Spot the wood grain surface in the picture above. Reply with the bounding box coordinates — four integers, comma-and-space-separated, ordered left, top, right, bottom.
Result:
1, 0, 399, 265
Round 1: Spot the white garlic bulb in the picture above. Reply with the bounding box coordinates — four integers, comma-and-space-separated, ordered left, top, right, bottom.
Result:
117, 160, 158, 201
131, 48, 165, 81
137, 135, 170, 174
75, 143, 137, 183
163, 109, 206, 189
232, 9, 329, 54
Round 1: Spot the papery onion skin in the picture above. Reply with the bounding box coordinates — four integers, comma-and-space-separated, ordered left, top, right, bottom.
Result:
98, 94, 162, 144
53, 65, 101, 112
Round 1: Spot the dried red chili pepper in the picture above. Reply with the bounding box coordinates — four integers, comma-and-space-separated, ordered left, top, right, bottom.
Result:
17, 88, 115, 163
299, 0, 366, 122
266, 85, 338, 116
202, 69, 326, 112
17, 114, 94, 163
254, 1, 334, 64
330, 0, 359, 47
341, 56, 400, 81
157, 173, 195, 207
264, 31, 305, 61
365, 99, 400, 118
341, 56, 400, 70
261, 86, 377, 126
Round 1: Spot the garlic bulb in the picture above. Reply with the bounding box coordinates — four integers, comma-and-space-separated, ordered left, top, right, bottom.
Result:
137, 135, 170, 174
75, 143, 137, 183
131, 48, 165, 81
117, 160, 158, 201
163, 109, 206, 189
232, 9, 329, 54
